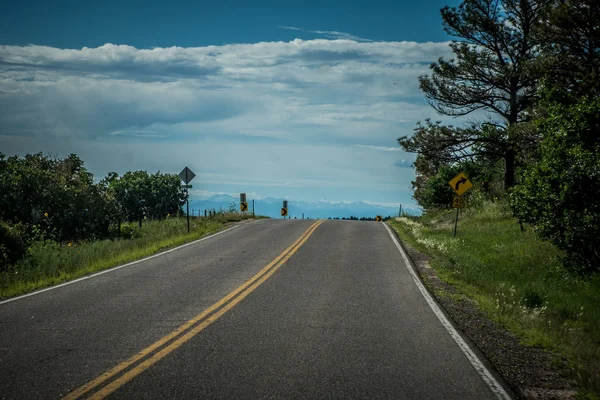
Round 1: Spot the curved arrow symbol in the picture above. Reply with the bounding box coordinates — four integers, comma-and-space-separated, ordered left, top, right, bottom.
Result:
455, 177, 467, 190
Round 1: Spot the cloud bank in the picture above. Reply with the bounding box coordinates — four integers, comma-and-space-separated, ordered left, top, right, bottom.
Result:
0, 38, 453, 205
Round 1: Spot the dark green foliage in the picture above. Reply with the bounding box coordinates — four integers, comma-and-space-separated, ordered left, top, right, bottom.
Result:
398, 120, 508, 166
104, 170, 185, 223
407, 144, 504, 209
416, 0, 550, 188
511, 98, 600, 273
536, 0, 600, 104
412, 165, 458, 209
0, 221, 27, 271
0, 153, 186, 267
411, 161, 490, 209
423, 0, 547, 122
523, 287, 545, 309
0, 153, 111, 242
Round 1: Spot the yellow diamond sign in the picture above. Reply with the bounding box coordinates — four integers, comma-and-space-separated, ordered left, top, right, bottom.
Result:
449, 172, 473, 196
240, 202, 248, 212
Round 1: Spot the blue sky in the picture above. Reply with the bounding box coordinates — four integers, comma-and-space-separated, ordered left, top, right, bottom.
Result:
0, 0, 464, 208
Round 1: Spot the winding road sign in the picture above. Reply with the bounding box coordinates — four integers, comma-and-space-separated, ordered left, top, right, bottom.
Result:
449, 172, 473, 196
240, 202, 248, 212
376, 216, 382, 222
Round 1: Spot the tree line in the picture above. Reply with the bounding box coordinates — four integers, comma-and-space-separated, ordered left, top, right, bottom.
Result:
0, 153, 185, 269
398, 0, 600, 273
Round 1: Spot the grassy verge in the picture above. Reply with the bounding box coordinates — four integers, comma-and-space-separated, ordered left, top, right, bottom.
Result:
388, 202, 600, 398
0, 213, 263, 299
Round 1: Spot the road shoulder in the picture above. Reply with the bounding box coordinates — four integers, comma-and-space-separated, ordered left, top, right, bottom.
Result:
388, 225, 577, 400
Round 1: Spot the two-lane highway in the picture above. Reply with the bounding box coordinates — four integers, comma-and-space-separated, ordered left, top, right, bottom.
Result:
0, 220, 508, 399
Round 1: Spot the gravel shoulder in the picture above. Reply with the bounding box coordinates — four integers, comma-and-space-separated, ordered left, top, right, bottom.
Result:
395, 233, 577, 400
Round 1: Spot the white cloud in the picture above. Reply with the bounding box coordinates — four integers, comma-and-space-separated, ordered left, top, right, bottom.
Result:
0, 39, 457, 204
353, 145, 402, 151
278, 26, 373, 42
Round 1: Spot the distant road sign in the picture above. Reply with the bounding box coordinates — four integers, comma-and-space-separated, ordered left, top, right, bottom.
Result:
452, 196, 466, 208
281, 208, 288, 217
178, 167, 196, 184
376, 216, 382, 222
240, 202, 248, 212
449, 172, 473, 196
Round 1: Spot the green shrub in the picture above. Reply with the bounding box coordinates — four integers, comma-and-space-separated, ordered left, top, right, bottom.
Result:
511, 98, 600, 274
0, 221, 27, 271
120, 224, 139, 240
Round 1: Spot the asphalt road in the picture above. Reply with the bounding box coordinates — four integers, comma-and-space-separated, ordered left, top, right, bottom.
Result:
0, 220, 507, 399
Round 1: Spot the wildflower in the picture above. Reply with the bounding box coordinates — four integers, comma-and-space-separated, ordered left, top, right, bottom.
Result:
68, 242, 72, 247
44, 212, 49, 217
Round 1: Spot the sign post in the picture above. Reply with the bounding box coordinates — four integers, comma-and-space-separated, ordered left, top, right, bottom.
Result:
448, 172, 472, 238
179, 167, 196, 233
240, 193, 248, 212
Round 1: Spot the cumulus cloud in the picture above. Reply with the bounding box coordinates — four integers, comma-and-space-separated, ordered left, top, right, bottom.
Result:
0, 39, 452, 141
0, 38, 455, 203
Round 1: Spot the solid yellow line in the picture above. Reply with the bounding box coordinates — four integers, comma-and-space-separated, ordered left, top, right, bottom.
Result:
88, 219, 324, 399
65, 220, 323, 400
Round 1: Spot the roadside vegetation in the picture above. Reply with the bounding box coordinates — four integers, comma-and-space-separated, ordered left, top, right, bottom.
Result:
0, 213, 258, 299
0, 152, 262, 299
394, 0, 600, 396
389, 202, 600, 397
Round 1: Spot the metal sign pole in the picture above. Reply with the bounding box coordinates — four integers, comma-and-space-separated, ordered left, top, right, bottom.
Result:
186, 189, 190, 233
453, 208, 459, 238
252, 199, 255, 216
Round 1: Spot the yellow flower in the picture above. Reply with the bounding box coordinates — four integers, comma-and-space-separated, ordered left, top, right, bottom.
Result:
44, 212, 49, 217
68, 242, 72, 247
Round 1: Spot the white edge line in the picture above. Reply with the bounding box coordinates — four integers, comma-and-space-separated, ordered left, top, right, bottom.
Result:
382, 222, 512, 400
0, 222, 256, 306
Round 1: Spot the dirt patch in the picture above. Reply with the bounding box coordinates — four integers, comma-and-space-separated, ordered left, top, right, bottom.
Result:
398, 236, 577, 400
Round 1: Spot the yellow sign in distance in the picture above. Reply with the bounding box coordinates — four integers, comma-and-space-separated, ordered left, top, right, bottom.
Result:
452, 196, 466, 208
449, 172, 473, 196
375, 215, 382, 222
240, 202, 248, 212
281, 208, 288, 217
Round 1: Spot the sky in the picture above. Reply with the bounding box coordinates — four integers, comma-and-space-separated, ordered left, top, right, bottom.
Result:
0, 0, 465, 208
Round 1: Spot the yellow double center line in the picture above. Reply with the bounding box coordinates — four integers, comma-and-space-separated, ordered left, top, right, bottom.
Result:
66, 220, 325, 400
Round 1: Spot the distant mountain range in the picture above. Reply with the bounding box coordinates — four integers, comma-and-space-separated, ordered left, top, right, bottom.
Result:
188, 194, 421, 219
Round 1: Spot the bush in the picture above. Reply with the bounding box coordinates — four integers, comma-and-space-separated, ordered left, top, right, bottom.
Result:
0, 221, 28, 271
412, 161, 497, 210
120, 224, 140, 240
511, 97, 600, 274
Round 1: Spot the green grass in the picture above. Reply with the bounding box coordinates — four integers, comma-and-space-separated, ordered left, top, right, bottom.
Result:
389, 202, 600, 397
0, 213, 263, 299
